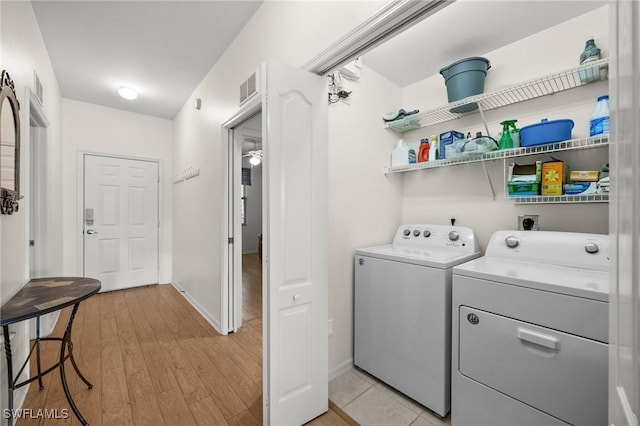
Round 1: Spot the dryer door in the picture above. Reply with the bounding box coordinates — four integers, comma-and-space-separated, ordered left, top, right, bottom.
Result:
458, 306, 607, 426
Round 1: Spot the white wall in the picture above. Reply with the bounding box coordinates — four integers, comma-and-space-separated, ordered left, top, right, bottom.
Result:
399, 7, 610, 250
172, 1, 385, 337
241, 160, 262, 254
61, 99, 173, 282
327, 66, 403, 371
1, 0, 64, 418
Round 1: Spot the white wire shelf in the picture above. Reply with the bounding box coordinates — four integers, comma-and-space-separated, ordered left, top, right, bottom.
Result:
384, 134, 609, 174
511, 193, 609, 204
384, 57, 610, 133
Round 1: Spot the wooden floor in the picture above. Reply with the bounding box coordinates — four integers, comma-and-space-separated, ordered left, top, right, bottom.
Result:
242, 253, 262, 323
17, 253, 353, 426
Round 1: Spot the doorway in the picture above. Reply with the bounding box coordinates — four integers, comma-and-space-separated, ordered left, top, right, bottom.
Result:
27, 90, 49, 279
25, 88, 56, 339
237, 113, 263, 326
81, 153, 160, 292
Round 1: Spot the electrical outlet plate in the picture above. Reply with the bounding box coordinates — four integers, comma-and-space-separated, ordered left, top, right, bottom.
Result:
518, 214, 539, 231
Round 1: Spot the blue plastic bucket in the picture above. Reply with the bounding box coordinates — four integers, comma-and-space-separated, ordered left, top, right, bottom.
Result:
519, 118, 574, 147
439, 57, 491, 111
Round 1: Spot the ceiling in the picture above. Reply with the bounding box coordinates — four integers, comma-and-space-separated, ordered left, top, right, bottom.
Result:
31, 1, 262, 119
364, 0, 606, 88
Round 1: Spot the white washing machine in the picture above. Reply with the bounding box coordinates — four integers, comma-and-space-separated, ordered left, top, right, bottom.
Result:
451, 230, 609, 426
354, 224, 480, 416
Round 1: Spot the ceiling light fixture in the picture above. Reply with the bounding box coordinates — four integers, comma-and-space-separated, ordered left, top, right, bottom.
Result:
249, 153, 261, 166
118, 86, 138, 100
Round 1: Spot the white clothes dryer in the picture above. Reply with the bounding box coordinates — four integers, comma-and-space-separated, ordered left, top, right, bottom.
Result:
451, 230, 609, 426
354, 224, 480, 417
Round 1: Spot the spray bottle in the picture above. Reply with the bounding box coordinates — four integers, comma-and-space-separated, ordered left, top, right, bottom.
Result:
499, 120, 518, 150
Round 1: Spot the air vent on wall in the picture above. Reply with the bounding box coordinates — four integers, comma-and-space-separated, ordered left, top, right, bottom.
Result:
34, 70, 43, 106
240, 69, 258, 106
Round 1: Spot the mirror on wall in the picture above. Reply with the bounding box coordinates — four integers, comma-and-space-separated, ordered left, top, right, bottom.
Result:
0, 70, 21, 215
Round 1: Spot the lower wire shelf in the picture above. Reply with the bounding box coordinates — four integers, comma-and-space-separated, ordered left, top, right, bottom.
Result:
510, 193, 609, 204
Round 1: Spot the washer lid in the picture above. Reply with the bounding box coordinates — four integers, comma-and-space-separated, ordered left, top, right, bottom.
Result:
454, 257, 608, 302
356, 244, 481, 269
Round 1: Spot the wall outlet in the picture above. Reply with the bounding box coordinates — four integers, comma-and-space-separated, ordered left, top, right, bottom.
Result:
328, 319, 333, 336
518, 214, 539, 231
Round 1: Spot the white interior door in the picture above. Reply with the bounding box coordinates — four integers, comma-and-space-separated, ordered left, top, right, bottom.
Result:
609, 1, 639, 425
83, 154, 159, 292
263, 60, 328, 425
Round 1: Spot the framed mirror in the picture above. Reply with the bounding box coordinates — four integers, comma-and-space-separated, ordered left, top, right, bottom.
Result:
1, 70, 21, 215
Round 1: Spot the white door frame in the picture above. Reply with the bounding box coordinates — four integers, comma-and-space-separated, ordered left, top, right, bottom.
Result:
76, 152, 165, 282
23, 87, 50, 279
221, 95, 262, 335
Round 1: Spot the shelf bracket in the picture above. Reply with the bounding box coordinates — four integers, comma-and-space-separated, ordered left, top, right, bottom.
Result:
482, 160, 497, 201
477, 103, 492, 139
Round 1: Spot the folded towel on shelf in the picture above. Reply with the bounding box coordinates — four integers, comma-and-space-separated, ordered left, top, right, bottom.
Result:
382, 108, 419, 122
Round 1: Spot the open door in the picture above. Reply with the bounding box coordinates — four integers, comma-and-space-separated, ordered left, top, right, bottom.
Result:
262, 59, 328, 424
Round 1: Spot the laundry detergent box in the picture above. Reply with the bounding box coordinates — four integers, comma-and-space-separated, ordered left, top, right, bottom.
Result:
563, 182, 598, 195
541, 160, 568, 195
439, 130, 465, 159
570, 170, 599, 182
507, 161, 541, 197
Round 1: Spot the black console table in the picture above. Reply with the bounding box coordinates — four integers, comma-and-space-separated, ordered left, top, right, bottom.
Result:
1, 277, 101, 426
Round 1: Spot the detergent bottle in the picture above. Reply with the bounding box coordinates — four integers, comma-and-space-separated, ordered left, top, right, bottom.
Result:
590, 95, 609, 136
498, 120, 518, 150
418, 138, 430, 162
391, 140, 409, 167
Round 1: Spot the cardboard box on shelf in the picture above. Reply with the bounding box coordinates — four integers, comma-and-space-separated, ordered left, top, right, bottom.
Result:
564, 182, 598, 195
569, 170, 599, 182
508, 161, 542, 197
541, 161, 568, 196
439, 130, 465, 160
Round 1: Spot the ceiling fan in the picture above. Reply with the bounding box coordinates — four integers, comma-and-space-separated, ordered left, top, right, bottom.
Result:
242, 138, 262, 165
243, 149, 263, 166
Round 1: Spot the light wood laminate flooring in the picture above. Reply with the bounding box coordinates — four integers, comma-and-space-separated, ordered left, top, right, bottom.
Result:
16, 254, 352, 425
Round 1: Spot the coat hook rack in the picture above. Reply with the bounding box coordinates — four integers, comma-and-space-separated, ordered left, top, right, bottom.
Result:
172, 166, 200, 184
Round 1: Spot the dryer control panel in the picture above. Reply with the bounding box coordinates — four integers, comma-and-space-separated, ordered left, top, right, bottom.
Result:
393, 224, 479, 253
485, 230, 609, 272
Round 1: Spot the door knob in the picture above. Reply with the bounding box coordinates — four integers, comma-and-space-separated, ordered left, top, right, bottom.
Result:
86, 229, 98, 235
293, 294, 301, 302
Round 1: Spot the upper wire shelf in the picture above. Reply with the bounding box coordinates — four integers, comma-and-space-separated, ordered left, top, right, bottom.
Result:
384, 134, 608, 174
384, 57, 610, 133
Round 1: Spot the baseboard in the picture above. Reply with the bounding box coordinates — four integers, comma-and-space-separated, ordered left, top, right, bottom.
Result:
329, 358, 354, 381
170, 281, 222, 334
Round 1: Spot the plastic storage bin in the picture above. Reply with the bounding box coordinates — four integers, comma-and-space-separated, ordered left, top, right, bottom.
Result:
519, 118, 574, 147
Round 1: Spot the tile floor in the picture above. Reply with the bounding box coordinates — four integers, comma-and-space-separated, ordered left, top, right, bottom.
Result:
329, 367, 451, 426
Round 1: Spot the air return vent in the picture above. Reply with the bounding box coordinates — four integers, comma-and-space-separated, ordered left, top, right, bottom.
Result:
240, 70, 258, 106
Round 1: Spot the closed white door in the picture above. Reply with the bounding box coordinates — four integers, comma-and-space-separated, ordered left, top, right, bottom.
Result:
263, 60, 328, 425
83, 154, 159, 292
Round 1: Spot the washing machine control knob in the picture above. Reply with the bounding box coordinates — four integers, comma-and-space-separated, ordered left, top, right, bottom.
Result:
585, 242, 599, 254
505, 236, 519, 248
413, 229, 421, 237
403, 228, 411, 237
423, 230, 431, 238
448, 231, 459, 241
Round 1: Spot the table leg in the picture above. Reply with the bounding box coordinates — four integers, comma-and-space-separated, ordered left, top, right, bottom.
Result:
59, 303, 90, 425
36, 317, 43, 390
3, 325, 14, 426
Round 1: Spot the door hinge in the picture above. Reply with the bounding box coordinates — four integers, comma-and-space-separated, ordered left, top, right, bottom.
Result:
228, 237, 234, 244
29, 240, 35, 247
